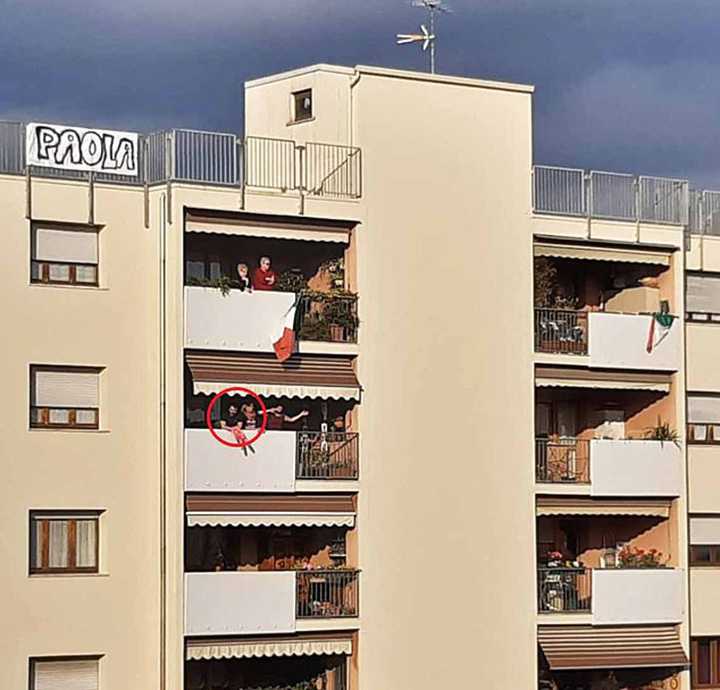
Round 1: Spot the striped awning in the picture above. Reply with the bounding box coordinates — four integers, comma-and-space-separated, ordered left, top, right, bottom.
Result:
538, 625, 688, 670
537, 497, 671, 518
534, 242, 671, 266
535, 367, 670, 393
186, 352, 361, 400
186, 634, 353, 660
185, 211, 354, 244
186, 493, 356, 528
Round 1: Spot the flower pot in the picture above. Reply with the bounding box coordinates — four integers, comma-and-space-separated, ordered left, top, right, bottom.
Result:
329, 325, 344, 342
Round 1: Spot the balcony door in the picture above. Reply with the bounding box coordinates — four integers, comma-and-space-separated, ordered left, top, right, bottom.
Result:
536, 401, 577, 439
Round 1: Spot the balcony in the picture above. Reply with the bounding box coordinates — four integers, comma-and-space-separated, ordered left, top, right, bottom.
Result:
535, 308, 680, 371
185, 570, 360, 635
185, 428, 359, 492
537, 567, 684, 624
535, 437, 682, 497
0, 122, 362, 198
184, 287, 359, 353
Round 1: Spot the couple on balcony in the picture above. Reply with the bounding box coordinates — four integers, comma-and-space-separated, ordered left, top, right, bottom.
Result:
220, 402, 309, 454
232, 256, 278, 292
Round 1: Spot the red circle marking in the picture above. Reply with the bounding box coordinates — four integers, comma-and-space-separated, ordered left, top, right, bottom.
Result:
205, 387, 268, 448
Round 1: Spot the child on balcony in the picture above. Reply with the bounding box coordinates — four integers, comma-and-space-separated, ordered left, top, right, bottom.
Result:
233, 263, 252, 292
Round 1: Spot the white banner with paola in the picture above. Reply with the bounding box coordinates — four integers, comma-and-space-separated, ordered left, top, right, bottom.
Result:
26, 122, 139, 176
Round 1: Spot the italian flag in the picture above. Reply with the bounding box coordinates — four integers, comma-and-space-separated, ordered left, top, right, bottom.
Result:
646, 312, 675, 353
272, 295, 300, 362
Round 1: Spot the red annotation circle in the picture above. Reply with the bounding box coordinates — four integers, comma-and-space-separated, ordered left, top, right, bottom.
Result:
205, 387, 268, 448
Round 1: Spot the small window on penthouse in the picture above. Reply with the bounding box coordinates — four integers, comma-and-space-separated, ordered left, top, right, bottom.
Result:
293, 89, 313, 122
31, 224, 99, 286
30, 366, 102, 430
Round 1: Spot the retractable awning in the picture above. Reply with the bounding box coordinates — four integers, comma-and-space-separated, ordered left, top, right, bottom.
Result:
537, 497, 670, 518
534, 242, 671, 267
185, 211, 354, 244
186, 494, 356, 528
186, 352, 361, 400
535, 367, 671, 393
538, 625, 688, 670
186, 634, 353, 660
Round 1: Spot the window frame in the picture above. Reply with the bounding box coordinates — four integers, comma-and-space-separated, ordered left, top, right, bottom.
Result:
692, 637, 720, 688
292, 89, 313, 123
691, 545, 720, 567
30, 223, 100, 288
29, 656, 101, 690
29, 366, 101, 431
29, 512, 100, 575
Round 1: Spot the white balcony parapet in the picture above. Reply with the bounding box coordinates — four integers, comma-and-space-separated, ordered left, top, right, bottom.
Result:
185, 571, 296, 636
589, 439, 682, 497
185, 287, 295, 353
185, 428, 296, 492
587, 312, 680, 371
592, 568, 684, 625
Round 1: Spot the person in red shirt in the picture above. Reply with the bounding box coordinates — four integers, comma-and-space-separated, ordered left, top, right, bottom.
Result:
252, 256, 277, 291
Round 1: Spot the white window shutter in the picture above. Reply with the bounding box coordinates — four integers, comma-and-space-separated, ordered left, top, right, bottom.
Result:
33, 659, 98, 690
688, 394, 720, 423
687, 274, 720, 313
33, 370, 100, 408
33, 227, 98, 264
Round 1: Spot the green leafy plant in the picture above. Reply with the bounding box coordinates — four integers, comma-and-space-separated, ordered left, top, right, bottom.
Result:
534, 257, 558, 308
645, 416, 679, 443
187, 274, 231, 296
277, 268, 307, 293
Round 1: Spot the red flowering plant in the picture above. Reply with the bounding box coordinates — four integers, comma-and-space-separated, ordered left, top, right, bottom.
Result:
617, 546, 666, 569
546, 550, 565, 567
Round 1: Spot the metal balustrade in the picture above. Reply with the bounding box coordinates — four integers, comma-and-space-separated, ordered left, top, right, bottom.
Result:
296, 569, 359, 618
298, 292, 359, 344
0, 120, 361, 199
534, 308, 588, 355
535, 438, 590, 483
537, 567, 592, 613
296, 431, 359, 480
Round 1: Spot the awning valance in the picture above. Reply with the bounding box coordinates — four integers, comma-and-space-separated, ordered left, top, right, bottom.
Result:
537, 497, 670, 518
186, 352, 361, 400
538, 625, 688, 670
534, 242, 670, 267
188, 512, 355, 528
186, 635, 353, 660
186, 494, 356, 528
535, 367, 670, 393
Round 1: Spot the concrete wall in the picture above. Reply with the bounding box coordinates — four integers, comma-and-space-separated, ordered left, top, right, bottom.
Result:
0, 175, 161, 688
690, 569, 720, 635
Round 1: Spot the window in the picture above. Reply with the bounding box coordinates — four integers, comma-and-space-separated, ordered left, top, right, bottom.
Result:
185, 252, 222, 284
31, 225, 99, 286
691, 545, 720, 566
692, 637, 720, 687
293, 89, 313, 122
30, 512, 100, 574
31, 657, 99, 690
30, 367, 101, 429
688, 394, 720, 444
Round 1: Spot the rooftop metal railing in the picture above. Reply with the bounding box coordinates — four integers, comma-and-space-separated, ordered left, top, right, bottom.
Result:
533, 165, 690, 226
0, 121, 362, 199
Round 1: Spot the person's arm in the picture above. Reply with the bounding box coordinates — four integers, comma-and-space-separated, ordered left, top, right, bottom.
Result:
284, 410, 309, 423
219, 420, 228, 429
266, 271, 277, 286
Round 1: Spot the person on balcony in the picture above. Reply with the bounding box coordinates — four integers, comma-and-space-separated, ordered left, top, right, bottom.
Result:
252, 256, 277, 291
265, 405, 309, 430
219, 403, 256, 456
232, 262, 252, 292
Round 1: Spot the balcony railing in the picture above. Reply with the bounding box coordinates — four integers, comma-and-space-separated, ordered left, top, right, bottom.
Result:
296, 569, 359, 618
533, 166, 689, 225
537, 567, 592, 613
536, 438, 590, 483
298, 293, 359, 344
297, 431, 359, 480
534, 308, 588, 354
0, 122, 362, 199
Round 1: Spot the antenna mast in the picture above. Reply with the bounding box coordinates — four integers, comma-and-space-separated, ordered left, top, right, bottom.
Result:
396, 0, 451, 74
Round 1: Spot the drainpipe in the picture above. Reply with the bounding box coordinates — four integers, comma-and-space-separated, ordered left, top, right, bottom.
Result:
159, 192, 168, 690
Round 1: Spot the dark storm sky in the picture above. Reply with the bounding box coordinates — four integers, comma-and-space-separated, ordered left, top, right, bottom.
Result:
2, 0, 720, 186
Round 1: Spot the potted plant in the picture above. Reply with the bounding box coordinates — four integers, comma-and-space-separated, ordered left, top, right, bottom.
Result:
617, 546, 665, 568
645, 417, 679, 445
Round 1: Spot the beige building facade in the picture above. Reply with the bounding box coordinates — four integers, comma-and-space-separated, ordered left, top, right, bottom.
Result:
0, 63, 717, 690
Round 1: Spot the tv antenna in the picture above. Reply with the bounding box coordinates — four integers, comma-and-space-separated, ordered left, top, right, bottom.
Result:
396, 0, 452, 74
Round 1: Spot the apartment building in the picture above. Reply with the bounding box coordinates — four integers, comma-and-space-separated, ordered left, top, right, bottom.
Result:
1, 63, 718, 690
